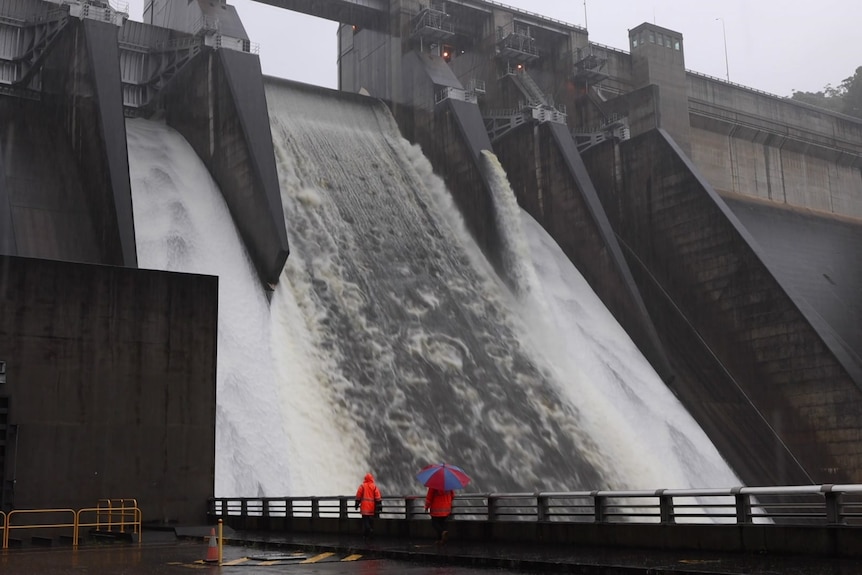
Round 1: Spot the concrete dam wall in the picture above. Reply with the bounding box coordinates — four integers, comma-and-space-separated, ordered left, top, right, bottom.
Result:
0, 0, 861, 522
581, 130, 862, 485
338, 2, 862, 484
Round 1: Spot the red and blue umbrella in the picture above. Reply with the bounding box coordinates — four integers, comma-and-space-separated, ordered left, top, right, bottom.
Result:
416, 463, 472, 491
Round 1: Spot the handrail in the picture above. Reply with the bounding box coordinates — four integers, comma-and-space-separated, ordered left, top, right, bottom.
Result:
3, 508, 76, 549
210, 484, 862, 527
478, 0, 586, 33
2, 503, 142, 549
97, 498, 138, 533
686, 69, 780, 99
76, 506, 142, 545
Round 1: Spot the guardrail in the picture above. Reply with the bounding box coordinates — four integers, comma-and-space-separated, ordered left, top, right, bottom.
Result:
480, 0, 586, 32
1, 500, 142, 549
210, 484, 862, 526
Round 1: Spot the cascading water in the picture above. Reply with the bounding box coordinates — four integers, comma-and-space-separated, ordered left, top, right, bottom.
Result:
126, 79, 739, 499
266, 81, 609, 495
126, 118, 292, 497
480, 152, 740, 489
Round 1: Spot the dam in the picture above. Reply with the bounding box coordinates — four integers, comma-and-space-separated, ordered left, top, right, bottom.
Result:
0, 0, 859, 524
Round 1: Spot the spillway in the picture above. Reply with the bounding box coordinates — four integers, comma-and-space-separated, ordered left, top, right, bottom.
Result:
127, 79, 739, 498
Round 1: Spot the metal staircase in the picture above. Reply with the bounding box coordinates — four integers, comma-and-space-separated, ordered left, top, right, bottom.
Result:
484, 67, 567, 142
510, 68, 547, 107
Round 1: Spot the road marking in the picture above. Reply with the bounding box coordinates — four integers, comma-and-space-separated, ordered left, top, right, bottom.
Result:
181, 551, 361, 568
302, 552, 335, 563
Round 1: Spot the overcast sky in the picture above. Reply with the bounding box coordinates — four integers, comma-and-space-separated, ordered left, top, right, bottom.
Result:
126, 0, 859, 97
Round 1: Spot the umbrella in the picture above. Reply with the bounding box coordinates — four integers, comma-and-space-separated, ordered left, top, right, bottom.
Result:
416, 463, 472, 491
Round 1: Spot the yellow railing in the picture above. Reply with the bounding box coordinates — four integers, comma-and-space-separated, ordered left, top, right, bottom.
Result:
3, 508, 76, 549
2, 502, 142, 549
96, 498, 139, 533
76, 506, 142, 545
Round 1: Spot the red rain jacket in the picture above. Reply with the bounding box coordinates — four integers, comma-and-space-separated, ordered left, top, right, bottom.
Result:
425, 487, 454, 517
355, 473, 382, 516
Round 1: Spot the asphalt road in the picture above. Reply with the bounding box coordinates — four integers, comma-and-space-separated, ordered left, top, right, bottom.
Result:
4, 530, 861, 575
0, 541, 521, 575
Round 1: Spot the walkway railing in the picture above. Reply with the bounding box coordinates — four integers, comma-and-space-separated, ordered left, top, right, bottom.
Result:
211, 484, 862, 526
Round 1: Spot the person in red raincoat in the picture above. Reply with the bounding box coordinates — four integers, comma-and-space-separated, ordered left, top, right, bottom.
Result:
424, 487, 454, 544
355, 473, 382, 540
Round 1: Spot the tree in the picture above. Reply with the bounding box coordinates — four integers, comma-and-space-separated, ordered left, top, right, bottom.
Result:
791, 66, 862, 119
842, 66, 862, 118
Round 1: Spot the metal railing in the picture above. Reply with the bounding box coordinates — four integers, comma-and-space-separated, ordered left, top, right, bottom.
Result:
2, 501, 142, 549
3, 508, 76, 549
478, 0, 585, 33
210, 484, 862, 527
95, 498, 139, 534
435, 86, 476, 105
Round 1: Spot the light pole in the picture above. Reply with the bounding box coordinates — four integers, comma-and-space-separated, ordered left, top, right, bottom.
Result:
583, 1, 588, 30
716, 17, 730, 82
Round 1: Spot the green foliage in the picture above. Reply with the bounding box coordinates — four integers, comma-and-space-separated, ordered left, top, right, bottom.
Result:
843, 66, 862, 118
791, 66, 862, 119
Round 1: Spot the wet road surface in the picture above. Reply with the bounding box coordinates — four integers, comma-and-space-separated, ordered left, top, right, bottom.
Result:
1, 528, 861, 574
0, 539, 518, 575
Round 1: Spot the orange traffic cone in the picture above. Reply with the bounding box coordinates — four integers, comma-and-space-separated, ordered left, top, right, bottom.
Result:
205, 528, 219, 563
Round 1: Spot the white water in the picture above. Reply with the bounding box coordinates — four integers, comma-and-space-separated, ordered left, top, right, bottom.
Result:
126, 82, 739, 498
481, 151, 739, 489
127, 118, 293, 496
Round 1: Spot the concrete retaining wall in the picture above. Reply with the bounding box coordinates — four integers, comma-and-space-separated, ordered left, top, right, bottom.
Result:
0, 255, 217, 523
687, 74, 862, 219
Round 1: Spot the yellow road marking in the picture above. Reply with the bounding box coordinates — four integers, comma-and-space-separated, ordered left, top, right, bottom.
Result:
342, 554, 363, 562
223, 558, 250, 566
259, 560, 281, 565
302, 552, 335, 563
